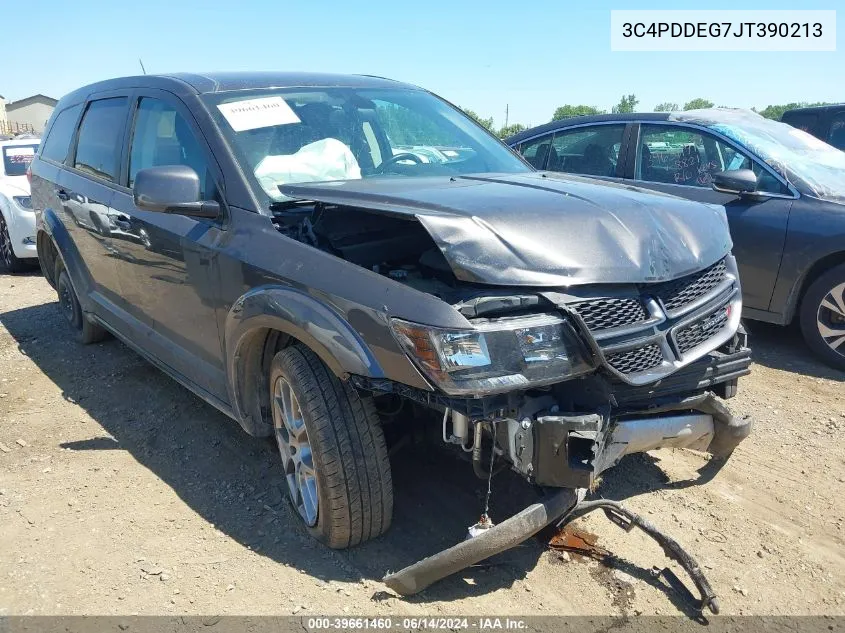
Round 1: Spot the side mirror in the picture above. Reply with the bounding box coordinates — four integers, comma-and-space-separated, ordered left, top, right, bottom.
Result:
133, 165, 219, 219
711, 169, 758, 195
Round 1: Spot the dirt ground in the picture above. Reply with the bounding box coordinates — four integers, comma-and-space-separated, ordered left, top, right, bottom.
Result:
1, 270, 843, 618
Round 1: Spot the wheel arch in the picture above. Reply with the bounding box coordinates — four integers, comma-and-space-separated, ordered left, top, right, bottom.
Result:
224, 286, 386, 437
787, 250, 845, 324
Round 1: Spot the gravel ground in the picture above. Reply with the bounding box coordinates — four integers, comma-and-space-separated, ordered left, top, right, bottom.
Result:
0, 270, 843, 617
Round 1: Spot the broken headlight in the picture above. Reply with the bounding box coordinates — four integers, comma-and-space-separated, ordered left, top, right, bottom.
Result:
391, 314, 595, 395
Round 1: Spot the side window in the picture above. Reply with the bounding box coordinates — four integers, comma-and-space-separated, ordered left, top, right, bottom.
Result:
517, 135, 553, 169
828, 112, 845, 151
128, 98, 214, 199
40, 104, 82, 164
637, 124, 788, 194
549, 125, 625, 176
74, 98, 129, 183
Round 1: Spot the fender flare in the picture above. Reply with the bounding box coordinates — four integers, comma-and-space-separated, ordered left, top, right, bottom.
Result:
39, 207, 96, 311
224, 285, 385, 435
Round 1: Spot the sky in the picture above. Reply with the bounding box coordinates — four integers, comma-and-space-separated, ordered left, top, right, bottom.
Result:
3, 0, 842, 128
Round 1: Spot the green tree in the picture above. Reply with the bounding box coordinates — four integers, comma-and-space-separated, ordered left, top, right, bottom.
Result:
654, 102, 679, 112
756, 101, 834, 120
460, 107, 495, 131
612, 94, 639, 114
683, 98, 715, 111
497, 123, 526, 139
551, 105, 604, 121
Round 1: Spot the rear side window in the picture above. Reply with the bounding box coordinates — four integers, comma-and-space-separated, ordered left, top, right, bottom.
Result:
40, 104, 82, 163
74, 97, 129, 183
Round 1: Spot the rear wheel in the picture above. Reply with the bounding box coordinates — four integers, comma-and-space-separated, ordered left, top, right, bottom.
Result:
269, 344, 393, 548
0, 213, 28, 273
55, 266, 109, 345
799, 263, 845, 371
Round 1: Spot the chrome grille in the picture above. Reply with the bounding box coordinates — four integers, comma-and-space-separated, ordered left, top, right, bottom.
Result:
675, 307, 730, 354
654, 259, 728, 312
571, 298, 647, 331
606, 345, 664, 374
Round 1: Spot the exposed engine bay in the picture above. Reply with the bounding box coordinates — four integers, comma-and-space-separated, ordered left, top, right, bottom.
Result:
272, 201, 472, 303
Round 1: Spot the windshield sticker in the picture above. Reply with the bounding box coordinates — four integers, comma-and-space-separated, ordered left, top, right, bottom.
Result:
217, 96, 300, 132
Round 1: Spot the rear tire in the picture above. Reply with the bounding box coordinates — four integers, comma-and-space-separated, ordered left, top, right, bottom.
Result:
269, 344, 393, 548
799, 263, 845, 371
55, 266, 109, 345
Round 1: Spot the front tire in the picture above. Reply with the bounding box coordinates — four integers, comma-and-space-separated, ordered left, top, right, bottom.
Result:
0, 212, 28, 273
55, 267, 109, 345
269, 344, 393, 548
799, 263, 845, 371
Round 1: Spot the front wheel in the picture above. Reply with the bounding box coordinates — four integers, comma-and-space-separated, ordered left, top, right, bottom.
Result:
269, 344, 393, 548
799, 263, 845, 371
0, 212, 28, 273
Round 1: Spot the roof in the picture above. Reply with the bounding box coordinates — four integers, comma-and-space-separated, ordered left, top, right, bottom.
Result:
506, 109, 757, 144
56, 72, 417, 106
165, 71, 413, 93
6, 94, 58, 110
782, 103, 845, 115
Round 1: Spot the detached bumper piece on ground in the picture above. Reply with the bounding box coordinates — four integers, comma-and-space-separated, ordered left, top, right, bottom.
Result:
384, 491, 719, 616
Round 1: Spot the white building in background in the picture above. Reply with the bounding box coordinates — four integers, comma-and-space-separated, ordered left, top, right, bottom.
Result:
0, 95, 7, 127
5, 94, 57, 134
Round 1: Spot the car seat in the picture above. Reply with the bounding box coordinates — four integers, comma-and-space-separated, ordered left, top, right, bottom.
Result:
583, 143, 613, 176
640, 144, 653, 180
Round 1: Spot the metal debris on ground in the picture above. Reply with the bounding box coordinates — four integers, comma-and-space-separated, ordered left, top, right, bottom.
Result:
548, 524, 610, 561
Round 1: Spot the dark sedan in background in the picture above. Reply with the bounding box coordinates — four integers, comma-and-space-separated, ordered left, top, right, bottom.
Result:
507, 110, 845, 370
781, 103, 845, 151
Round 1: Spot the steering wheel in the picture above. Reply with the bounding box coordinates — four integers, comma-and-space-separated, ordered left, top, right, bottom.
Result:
375, 152, 424, 173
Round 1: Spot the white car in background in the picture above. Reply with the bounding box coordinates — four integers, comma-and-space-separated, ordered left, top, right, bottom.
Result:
0, 138, 40, 272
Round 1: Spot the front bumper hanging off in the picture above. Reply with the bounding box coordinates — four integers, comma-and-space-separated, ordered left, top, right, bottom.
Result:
384, 392, 750, 611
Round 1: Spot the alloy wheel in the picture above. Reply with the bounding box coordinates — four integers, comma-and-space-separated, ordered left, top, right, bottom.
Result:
57, 277, 76, 326
0, 217, 12, 268
272, 376, 319, 526
817, 281, 845, 358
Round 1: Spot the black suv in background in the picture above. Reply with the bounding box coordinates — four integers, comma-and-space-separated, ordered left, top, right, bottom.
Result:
30, 72, 751, 556
508, 110, 845, 370
781, 104, 845, 150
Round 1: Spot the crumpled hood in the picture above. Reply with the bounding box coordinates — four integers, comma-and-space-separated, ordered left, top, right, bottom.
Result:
281, 172, 732, 287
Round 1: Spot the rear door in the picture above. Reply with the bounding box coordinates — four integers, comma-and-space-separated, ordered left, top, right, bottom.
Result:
60, 95, 131, 310
630, 122, 794, 312
108, 90, 228, 400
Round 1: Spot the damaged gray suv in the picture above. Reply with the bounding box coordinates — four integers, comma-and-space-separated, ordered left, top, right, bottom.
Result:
31, 72, 751, 590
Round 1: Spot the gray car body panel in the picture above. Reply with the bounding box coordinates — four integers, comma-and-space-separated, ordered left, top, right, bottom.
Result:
281, 172, 732, 287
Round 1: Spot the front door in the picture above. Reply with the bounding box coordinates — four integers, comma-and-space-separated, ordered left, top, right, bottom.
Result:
109, 93, 228, 401
630, 123, 794, 313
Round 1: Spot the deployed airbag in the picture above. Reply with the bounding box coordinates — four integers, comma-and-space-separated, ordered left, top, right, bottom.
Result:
255, 138, 361, 198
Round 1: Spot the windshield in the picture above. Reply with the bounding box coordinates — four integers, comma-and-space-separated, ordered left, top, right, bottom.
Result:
673, 110, 845, 203
203, 88, 530, 201
2, 144, 39, 177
